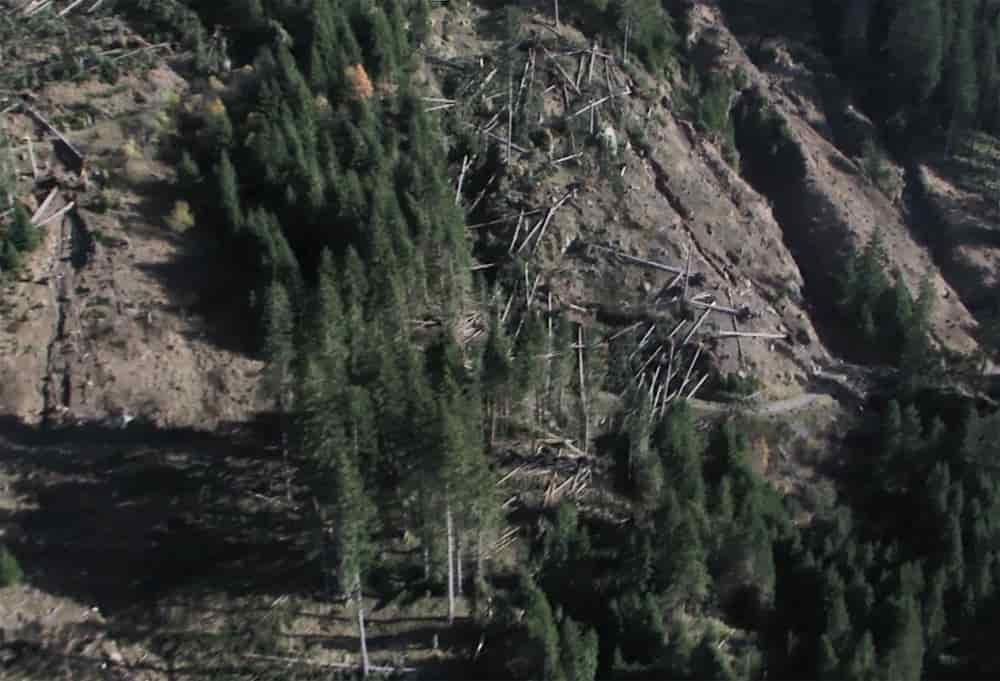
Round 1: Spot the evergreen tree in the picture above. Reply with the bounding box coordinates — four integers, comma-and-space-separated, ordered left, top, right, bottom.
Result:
659, 401, 706, 509
625, 387, 662, 508
946, 0, 979, 134
881, 592, 925, 681
559, 616, 599, 681
817, 634, 841, 680
8, 203, 38, 253
520, 574, 564, 680
887, 0, 944, 105
217, 150, 243, 233
263, 281, 296, 502
690, 632, 736, 680
847, 630, 878, 681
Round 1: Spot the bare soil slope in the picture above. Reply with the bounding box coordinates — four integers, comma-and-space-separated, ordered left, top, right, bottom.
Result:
0, 61, 261, 429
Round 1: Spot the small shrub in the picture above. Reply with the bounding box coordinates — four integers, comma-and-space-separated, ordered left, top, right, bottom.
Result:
167, 200, 195, 233
861, 139, 894, 195
122, 137, 142, 160
89, 188, 124, 213
0, 545, 21, 587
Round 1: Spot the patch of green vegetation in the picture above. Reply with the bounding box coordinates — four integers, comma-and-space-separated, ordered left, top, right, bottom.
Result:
0, 545, 22, 587
679, 67, 740, 167
862, 139, 895, 196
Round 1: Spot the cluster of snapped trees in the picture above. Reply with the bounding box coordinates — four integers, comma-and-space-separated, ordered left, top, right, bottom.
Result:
107, 0, 1000, 678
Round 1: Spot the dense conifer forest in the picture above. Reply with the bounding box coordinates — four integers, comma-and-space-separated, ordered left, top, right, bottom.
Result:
4, 0, 1000, 678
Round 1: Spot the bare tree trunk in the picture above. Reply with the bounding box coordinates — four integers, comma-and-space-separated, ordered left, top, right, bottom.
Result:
489, 401, 498, 447
446, 504, 455, 624
456, 534, 463, 597
281, 390, 292, 504
578, 324, 589, 455
356, 576, 370, 678
554, 0, 559, 27
476, 525, 484, 580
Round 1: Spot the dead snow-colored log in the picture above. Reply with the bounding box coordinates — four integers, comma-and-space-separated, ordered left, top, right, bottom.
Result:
25, 106, 84, 174
31, 187, 58, 224
682, 308, 712, 345
531, 189, 575, 255
607, 320, 643, 343
36, 202, 74, 227
544, 47, 581, 95
728, 289, 744, 366
590, 244, 685, 275
570, 89, 630, 118
455, 154, 470, 205
636, 343, 664, 375
664, 339, 676, 395
687, 373, 710, 400
682, 246, 693, 302
714, 331, 788, 340
496, 465, 525, 487
509, 210, 525, 253
578, 324, 589, 455
689, 299, 743, 316
468, 173, 496, 213
681, 343, 703, 393
551, 151, 583, 166
469, 207, 542, 230
58, 0, 89, 16
628, 323, 656, 361
25, 137, 37, 179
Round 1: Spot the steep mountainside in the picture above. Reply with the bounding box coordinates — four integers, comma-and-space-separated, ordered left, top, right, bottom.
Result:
2, 1, 1000, 679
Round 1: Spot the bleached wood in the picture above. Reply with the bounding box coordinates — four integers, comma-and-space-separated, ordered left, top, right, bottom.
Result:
58, 0, 88, 16
469, 207, 541, 230
680, 343, 703, 396
509, 209, 524, 254
25, 137, 37, 179
578, 324, 588, 455
35, 201, 74, 227
682, 246, 693, 302
31, 187, 58, 224
531, 189, 574, 254
590, 244, 684, 275
25, 106, 84, 171
687, 372, 709, 400
455, 154, 470, 205
682, 308, 712, 345
714, 331, 787, 340
728, 289, 744, 366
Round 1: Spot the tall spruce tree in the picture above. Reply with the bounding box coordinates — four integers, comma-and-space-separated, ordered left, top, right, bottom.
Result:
263, 281, 296, 503
888, 0, 944, 106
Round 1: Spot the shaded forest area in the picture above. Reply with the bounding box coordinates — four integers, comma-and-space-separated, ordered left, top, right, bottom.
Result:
2, 0, 1000, 679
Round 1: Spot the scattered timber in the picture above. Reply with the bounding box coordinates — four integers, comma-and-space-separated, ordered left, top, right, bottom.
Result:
714, 331, 787, 340
589, 244, 685, 275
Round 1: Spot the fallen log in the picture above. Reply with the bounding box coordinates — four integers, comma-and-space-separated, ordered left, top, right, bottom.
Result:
25, 105, 85, 175
589, 244, 685, 275
714, 331, 787, 340
681, 308, 712, 345
35, 201, 73, 227
30, 187, 58, 224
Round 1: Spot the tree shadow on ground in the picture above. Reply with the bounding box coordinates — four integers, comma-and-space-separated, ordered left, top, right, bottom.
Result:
0, 414, 316, 616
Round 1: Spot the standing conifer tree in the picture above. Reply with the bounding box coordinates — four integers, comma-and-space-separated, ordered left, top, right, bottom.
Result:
263, 281, 295, 503
887, 0, 944, 106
